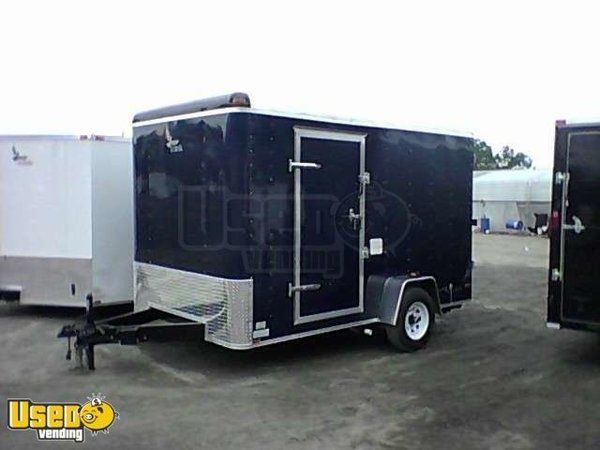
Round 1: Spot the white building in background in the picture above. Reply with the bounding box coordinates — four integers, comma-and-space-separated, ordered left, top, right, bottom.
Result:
473, 169, 552, 233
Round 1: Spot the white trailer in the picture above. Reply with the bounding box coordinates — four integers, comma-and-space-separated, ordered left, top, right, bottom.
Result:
0, 135, 133, 307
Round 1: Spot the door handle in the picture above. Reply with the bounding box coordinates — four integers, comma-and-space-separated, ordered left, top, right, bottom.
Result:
288, 283, 321, 297
563, 215, 585, 234
288, 160, 322, 172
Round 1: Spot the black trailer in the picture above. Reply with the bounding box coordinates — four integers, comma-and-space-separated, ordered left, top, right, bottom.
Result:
547, 120, 600, 332
59, 93, 473, 367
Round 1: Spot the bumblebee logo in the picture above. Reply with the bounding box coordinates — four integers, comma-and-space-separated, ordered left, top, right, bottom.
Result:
78, 394, 117, 434
7, 394, 119, 443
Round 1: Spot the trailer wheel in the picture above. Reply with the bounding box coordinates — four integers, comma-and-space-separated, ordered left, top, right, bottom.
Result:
386, 287, 435, 352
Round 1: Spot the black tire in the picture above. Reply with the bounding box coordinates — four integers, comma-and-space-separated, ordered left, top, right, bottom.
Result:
385, 287, 435, 352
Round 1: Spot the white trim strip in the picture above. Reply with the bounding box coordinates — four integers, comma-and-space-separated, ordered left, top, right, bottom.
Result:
292, 126, 367, 141
252, 318, 381, 348
132, 107, 472, 138
563, 119, 600, 127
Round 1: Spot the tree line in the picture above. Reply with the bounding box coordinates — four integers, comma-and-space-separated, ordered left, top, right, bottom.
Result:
471, 139, 533, 170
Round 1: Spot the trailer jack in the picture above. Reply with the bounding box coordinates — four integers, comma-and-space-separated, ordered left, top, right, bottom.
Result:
57, 294, 203, 370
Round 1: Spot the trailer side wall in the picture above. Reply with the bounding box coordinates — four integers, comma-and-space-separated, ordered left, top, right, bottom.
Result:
133, 111, 473, 340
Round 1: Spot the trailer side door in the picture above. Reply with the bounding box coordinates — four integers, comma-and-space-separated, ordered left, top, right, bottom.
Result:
289, 127, 367, 325
559, 130, 600, 325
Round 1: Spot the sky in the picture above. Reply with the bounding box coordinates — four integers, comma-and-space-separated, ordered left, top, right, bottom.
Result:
1, 0, 599, 168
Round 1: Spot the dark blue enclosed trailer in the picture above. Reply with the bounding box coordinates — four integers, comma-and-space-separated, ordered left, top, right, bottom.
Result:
547, 120, 600, 332
60, 93, 473, 367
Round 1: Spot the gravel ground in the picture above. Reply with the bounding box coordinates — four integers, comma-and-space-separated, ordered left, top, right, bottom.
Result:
0, 233, 598, 449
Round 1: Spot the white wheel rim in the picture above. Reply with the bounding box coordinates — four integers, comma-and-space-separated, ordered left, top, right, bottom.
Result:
404, 301, 430, 341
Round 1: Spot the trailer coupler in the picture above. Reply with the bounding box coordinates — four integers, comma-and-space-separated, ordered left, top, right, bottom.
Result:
57, 294, 203, 370
58, 322, 119, 370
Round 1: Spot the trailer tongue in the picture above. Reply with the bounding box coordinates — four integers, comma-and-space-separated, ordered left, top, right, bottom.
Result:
58, 295, 203, 369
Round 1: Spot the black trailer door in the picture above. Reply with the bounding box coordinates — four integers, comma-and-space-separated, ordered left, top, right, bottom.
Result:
561, 131, 600, 324
289, 127, 367, 325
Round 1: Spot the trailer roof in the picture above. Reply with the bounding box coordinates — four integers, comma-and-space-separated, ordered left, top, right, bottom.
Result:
132, 106, 473, 139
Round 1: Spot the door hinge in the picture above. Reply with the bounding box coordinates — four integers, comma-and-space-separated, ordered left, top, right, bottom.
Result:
551, 268, 561, 282
359, 172, 371, 185
554, 171, 566, 185
361, 247, 370, 259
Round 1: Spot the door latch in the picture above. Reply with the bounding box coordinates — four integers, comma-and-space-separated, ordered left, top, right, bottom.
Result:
345, 208, 361, 230
288, 283, 321, 297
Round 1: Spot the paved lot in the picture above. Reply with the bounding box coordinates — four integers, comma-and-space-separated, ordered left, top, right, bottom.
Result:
1, 234, 598, 449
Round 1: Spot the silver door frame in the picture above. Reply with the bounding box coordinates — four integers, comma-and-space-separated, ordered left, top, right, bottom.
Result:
559, 131, 600, 324
291, 126, 367, 325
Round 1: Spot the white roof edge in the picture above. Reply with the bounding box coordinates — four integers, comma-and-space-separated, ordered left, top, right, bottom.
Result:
562, 119, 600, 128
0, 134, 130, 143
132, 107, 474, 138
